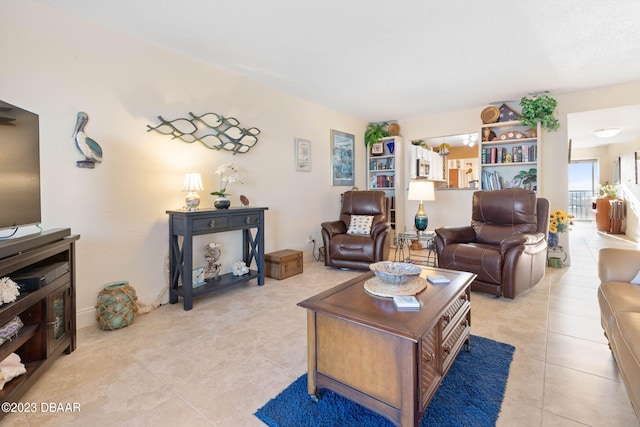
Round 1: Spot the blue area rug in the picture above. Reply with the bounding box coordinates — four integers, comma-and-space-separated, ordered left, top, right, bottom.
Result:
255, 335, 515, 427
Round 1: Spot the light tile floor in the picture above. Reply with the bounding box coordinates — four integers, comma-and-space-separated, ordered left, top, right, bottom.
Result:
6, 222, 640, 426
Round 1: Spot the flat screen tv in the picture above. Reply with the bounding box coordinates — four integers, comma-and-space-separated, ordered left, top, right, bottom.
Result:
0, 100, 41, 232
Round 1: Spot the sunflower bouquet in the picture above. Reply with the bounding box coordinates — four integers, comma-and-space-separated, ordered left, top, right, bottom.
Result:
549, 209, 574, 234
548, 209, 573, 248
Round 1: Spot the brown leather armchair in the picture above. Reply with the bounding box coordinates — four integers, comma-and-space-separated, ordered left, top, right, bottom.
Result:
321, 191, 391, 270
435, 189, 549, 299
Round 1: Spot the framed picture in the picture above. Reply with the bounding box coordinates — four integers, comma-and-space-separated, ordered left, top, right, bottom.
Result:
416, 159, 430, 177
192, 267, 205, 287
371, 142, 384, 155
614, 156, 621, 184
294, 138, 311, 172
636, 151, 640, 184
331, 130, 355, 186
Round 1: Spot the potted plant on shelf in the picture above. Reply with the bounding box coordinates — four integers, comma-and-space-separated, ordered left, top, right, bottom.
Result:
210, 163, 242, 209
600, 183, 618, 198
513, 168, 537, 190
364, 122, 389, 149
519, 93, 560, 132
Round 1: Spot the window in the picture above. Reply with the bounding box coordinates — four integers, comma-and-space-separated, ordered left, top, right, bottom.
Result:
568, 159, 598, 220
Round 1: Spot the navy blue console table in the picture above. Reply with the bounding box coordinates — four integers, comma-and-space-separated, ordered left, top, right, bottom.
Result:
166, 207, 268, 310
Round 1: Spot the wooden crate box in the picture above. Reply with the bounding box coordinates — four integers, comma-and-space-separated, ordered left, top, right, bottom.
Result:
265, 249, 303, 280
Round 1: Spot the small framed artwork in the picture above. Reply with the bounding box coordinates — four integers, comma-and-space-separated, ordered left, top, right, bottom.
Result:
614, 156, 621, 184
294, 138, 311, 172
331, 130, 355, 186
192, 267, 205, 288
371, 142, 384, 155
416, 159, 430, 177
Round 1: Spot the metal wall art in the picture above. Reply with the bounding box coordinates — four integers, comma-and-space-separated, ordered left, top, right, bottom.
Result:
147, 112, 260, 154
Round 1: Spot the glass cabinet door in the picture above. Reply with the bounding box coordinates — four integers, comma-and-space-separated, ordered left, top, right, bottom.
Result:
46, 284, 71, 356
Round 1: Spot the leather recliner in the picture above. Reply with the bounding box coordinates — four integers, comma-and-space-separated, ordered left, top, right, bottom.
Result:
321, 191, 390, 270
435, 189, 549, 299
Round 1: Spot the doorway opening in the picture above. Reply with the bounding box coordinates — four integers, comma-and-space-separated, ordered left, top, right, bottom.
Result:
568, 159, 598, 221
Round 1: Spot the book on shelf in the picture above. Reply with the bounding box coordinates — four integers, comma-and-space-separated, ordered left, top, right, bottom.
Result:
481, 144, 537, 165
393, 295, 421, 310
369, 157, 394, 171
375, 174, 394, 188
427, 274, 450, 284
481, 170, 504, 190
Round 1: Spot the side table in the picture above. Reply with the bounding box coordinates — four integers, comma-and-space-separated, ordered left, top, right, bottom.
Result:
394, 231, 437, 266
167, 207, 268, 310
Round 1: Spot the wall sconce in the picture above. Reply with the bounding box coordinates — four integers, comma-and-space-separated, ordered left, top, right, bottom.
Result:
408, 180, 435, 233
183, 172, 203, 211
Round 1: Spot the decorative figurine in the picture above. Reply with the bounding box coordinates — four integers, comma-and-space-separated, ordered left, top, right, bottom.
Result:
73, 112, 103, 168
205, 243, 222, 280
232, 260, 249, 276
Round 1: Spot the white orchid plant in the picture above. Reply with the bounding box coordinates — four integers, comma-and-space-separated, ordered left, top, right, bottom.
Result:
210, 163, 242, 198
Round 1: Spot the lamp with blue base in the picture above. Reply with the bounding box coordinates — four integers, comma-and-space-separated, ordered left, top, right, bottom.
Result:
408, 180, 435, 234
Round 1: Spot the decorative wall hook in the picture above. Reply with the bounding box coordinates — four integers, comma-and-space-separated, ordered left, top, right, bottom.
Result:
147, 112, 260, 154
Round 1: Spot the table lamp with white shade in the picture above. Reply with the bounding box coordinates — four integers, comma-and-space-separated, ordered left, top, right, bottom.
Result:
183, 172, 204, 211
408, 180, 435, 233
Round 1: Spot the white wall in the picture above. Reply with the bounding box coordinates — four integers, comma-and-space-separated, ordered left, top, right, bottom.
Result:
607, 136, 640, 241
573, 137, 640, 241
399, 84, 640, 257
4, 1, 640, 327
1, 0, 366, 327
399, 108, 480, 229
550, 83, 640, 249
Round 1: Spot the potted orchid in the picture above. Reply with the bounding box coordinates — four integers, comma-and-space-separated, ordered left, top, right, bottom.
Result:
210, 163, 242, 209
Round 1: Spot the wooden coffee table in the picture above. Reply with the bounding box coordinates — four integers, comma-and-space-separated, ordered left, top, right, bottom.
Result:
297, 266, 475, 427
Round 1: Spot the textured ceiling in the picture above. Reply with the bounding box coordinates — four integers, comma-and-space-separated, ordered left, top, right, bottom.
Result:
33, 0, 640, 146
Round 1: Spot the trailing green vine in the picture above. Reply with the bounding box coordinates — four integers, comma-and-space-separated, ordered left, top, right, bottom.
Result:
519, 94, 560, 132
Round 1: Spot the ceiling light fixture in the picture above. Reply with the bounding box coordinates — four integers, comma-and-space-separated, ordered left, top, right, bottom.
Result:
593, 128, 621, 138
461, 134, 476, 147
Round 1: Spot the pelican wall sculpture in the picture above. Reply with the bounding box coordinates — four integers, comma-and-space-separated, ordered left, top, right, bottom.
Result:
73, 111, 103, 168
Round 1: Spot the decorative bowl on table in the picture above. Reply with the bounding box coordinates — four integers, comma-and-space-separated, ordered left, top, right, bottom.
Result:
369, 261, 421, 285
